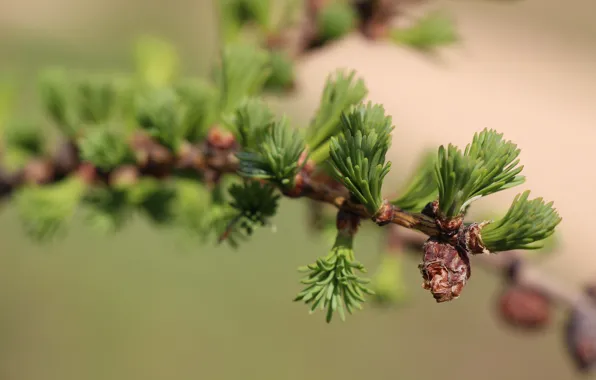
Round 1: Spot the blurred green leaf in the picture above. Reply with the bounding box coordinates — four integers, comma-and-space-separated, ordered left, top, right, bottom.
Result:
391, 11, 458, 50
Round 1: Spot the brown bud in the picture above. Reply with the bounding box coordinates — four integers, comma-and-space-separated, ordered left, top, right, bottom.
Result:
109, 165, 140, 187
497, 285, 551, 330
23, 158, 55, 185
206, 127, 236, 151
419, 238, 470, 303
75, 162, 98, 185
130, 133, 174, 178
176, 142, 205, 170
565, 306, 596, 372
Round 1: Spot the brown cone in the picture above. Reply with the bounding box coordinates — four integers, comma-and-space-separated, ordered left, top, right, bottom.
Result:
497, 285, 550, 330
565, 306, 596, 372
419, 238, 471, 303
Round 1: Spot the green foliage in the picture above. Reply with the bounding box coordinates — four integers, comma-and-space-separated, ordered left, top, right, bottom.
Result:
82, 187, 132, 234
3, 120, 46, 156
220, 0, 271, 33
264, 51, 296, 91
220, 180, 280, 241
306, 70, 368, 163
170, 178, 212, 236
218, 0, 301, 42
38, 68, 77, 135
175, 79, 219, 143
82, 178, 212, 237
75, 75, 120, 125
391, 151, 437, 212
435, 129, 525, 219
1, 119, 48, 171
371, 253, 408, 306
134, 36, 179, 88
316, 1, 357, 42
391, 11, 458, 50
295, 229, 373, 323
227, 97, 274, 149
38, 70, 124, 136
216, 43, 271, 115
128, 178, 178, 225
237, 116, 306, 189
480, 190, 562, 252
135, 88, 185, 152
329, 103, 394, 215
78, 127, 135, 171
15, 176, 87, 242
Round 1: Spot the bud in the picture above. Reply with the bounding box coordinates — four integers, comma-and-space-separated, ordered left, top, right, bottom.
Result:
419, 238, 470, 302
565, 306, 596, 372
23, 158, 55, 185
109, 165, 140, 188
497, 285, 550, 330
206, 127, 236, 151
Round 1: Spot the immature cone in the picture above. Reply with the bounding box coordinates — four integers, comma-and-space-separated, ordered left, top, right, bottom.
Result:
419, 238, 470, 302
497, 284, 551, 330
565, 306, 596, 372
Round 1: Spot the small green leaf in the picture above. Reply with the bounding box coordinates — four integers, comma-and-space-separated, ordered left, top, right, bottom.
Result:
216, 180, 280, 245
2, 119, 46, 156
175, 79, 219, 142
75, 75, 120, 124
435, 128, 525, 218
391, 10, 458, 50
306, 70, 368, 162
38, 68, 76, 136
135, 87, 185, 152
480, 190, 562, 252
295, 229, 372, 323
132, 179, 178, 225
216, 43, 271, 115
82, 187, 132, 234
236, 116, 306, 189
328, 102, 394, 215
227, 97, 274, 149
78, 126, 135, 171
15, 176, 87, 242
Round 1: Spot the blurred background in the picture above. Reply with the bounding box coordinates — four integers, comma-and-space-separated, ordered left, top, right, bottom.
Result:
1, 0, 596, 379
